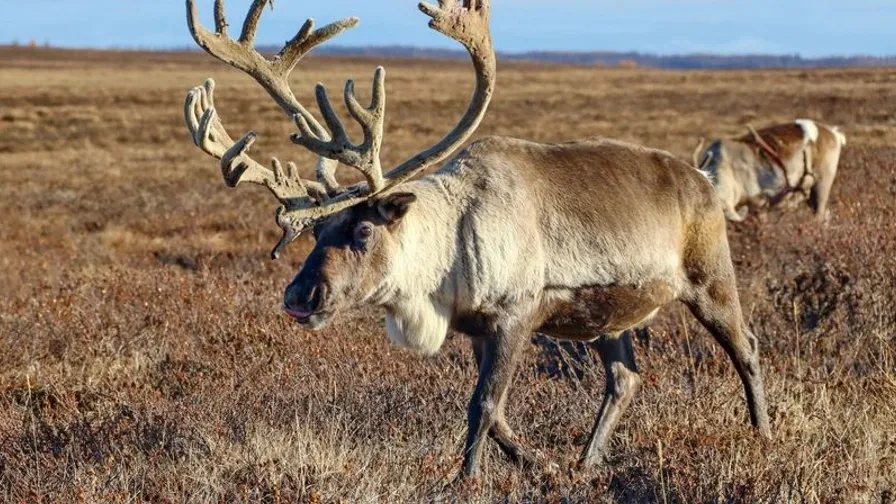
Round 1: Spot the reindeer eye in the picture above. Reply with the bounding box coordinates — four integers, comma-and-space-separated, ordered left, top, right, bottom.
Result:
354, 223, 373, 245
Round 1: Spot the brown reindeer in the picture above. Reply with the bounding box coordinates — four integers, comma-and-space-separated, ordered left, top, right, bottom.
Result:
183, 0, 771, 479
694, 119, 846, 222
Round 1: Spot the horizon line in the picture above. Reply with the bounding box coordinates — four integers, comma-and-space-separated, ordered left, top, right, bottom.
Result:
3, 41, 896, 62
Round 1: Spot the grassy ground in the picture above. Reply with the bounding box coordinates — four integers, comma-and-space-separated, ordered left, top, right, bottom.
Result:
0, 46, 895, 502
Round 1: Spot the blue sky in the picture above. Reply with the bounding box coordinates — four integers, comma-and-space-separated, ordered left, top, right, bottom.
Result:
3, 1, 894, 57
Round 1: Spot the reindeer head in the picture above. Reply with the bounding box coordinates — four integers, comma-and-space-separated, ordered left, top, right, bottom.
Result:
282, 192, 417, 328
183, 0, 495, 328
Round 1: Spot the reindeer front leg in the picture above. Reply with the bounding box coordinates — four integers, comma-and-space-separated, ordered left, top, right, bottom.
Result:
463, 327, 527, 478
470, 338, 537, 468
724, 204, 749, 222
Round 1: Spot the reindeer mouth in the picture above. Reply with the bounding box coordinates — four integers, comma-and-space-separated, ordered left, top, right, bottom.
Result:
283, 305, 332, 329
284, 307, 313, 322
283, 280, 335, 329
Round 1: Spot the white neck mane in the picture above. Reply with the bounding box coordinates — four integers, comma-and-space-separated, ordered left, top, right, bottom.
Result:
378, 176, 465, 355
385, 300, 452, 355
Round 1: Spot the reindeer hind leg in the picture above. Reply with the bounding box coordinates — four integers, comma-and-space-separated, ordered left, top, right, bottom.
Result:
810, 157, 839, 222
580, 330, 642, 467
684, 276, 771, 437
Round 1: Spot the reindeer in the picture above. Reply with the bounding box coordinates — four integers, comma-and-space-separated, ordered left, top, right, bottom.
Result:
183, 0, 771, 479
693, 120, 846, 222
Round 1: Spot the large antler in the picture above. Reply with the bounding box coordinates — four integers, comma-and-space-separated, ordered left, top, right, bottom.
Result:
184, 0, 496, 258
185, 79, 340, 258
288, 0, 496, 193
382, 0, 497, 189
186, 0, 357, 195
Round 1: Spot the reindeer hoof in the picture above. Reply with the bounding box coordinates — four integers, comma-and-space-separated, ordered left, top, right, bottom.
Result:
543, 460, 561, 476
576, 449, 610, 471
438, 473, 482, 500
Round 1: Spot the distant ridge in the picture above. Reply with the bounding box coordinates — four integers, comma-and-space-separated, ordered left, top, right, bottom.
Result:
284, 45, 896, 69
4, 42, 895, 69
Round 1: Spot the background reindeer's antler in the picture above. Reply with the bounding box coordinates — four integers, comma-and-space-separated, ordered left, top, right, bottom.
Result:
184, 0, 497, 258
746, 124, 786, 170
692, 137, 705, 167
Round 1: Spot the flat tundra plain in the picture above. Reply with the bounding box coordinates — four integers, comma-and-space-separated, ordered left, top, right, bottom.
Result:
1, 47, 895, 503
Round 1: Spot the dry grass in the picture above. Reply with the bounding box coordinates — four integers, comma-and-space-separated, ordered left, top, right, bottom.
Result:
0, 46, 895, 503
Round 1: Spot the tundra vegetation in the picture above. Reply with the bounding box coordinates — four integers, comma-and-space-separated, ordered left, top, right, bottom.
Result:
0, 43, 894, 502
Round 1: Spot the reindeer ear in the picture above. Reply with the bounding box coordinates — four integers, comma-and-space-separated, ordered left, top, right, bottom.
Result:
375, 192, 417, 223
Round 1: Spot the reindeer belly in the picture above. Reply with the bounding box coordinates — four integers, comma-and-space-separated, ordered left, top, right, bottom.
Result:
537, 280, 676, 340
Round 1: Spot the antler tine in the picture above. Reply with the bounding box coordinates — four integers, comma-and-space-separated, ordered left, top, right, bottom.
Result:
345, 68, 386, 145
698, 151, 714, 171
286, 0, 496, 198
692, 137, 705, 167
278, 17, 360, 78
239, 0, 271, 46
746, 124, 786, 169
213, 0, 228, 34
185, 80, 265, 187
290, 67, 387, 194
184, 79, 328, 202
379, 0, 496, 190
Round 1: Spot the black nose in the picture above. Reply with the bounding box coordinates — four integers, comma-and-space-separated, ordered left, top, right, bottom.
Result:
284, 282, 323, 314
